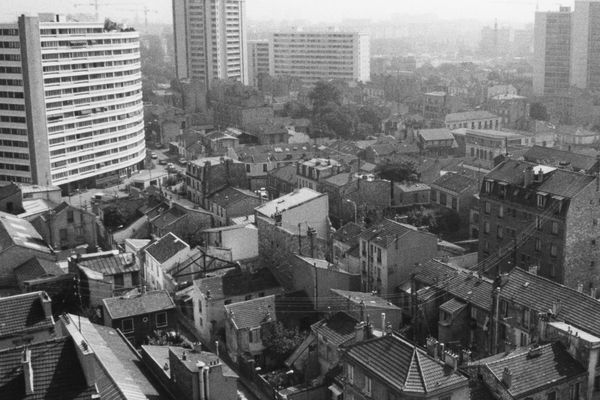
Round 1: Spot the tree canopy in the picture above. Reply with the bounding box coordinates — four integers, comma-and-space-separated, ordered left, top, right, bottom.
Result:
376, 160, 419, 182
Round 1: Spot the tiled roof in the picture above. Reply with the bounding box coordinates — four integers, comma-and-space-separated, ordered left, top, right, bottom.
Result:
323, 172, 354, 187
395, 182, 430, 192
439, 298, 467, 314
445, 110, 498, 123
102, 290, 175, 320
413, 259, 494, 311
255, 188, 324, 218
268, 164, 297, 184
330, 289, 402, 310
196, 267, 281, 300
311, 312, 358, 347
150, 206, 186, 230
481, 342, 585, 398
485, 159, 595, 198
431, 172, 477, 194
0, 182, 19, 200
332, 222, 364, 244
523, 145, 598, 172
225, 295, 276, 330
0, 337, 99, 400
0, 211, 52, 254
418, 128, 455, 141
207, 186, 259, 208
14, 257, 64, 284
145, 233, 188, 264
145, 346, 237, 378
500, 268, 600, 338
343, 334, 467, 394
358, 219, 426, 248
0, 291, 54, 339
76, 251, 139, 276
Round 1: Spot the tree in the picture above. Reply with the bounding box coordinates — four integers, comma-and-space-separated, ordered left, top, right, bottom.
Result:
283, 101, 310, 119
102, 206, 126, 229
262, 322, 306, 360
376, 160, 419, 182
530, 102, 548, 121
309, 81, 342, 112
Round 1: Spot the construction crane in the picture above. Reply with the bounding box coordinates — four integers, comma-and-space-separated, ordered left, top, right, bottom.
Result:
72, 1, 158, 29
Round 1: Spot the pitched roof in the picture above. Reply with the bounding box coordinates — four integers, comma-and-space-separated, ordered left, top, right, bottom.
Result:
445, 110, 498, 123
0, 291, 54, 339
358, 219, 427, 248
330, 289, 402, 311
523, 145, 598, 172
500, 268, 600, 338
323, 172, 354, 187
255, 188, 324, 218
485, 159, 595, 198
0, 337, 99, 400
268, 164, 297, 184
102, 290, 175, 320
439, 298, 467, 314
431, 172, 477, 194
143, 345, 237, 378
0, 211, 52, 254
311, 312, 358, 347
76, 251, 139, 276
149, 206, 186, 230
332, 222, 364, 245
145, 233, 189, 264
14, 257, 64, 284
225, 295, 276, 330
343, 334, 467, 394
207, 186, 258, 208
418, 128, 455, 141
196, 267, 281, 300
480, 342, 585, 398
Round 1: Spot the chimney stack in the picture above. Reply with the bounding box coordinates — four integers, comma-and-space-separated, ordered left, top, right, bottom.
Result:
381, 313, 386, 333
22, 348, 34, 395
40, 292, 52, 319
523, 166, 534, 187
354, 321, 367, 342
577, 283, 584, 293
502, 367, 512, 388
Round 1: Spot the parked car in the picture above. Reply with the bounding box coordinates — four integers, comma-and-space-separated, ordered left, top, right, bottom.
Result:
151, 152, 158, 159
178, 158, 187, 165
158, 159, 167, 165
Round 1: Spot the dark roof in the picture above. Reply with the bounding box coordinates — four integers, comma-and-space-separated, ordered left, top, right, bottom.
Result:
431, 172, 477, 194
311, 312, 358, 347
207, 186, 258, 208
323, 172, 354, 187
332, 222, 364, 245
359, 219, 427, 248
413, 259, 494, 310
480, 342, 585, 398
196, 267, 281, 300
439, 298, 467, 314
268, 164, 297, 184
523, 145, 598, 172
0, 337, 99, 400
225, 295, 276, 330
102, 290, 175, 320
0, 211, 53, 254
418, 128, 455, 141
445, 110, 498, 123
500, 268, 600, 337
0, 291, 54, 339
76, 251, 139, 276
485, 159, 595, 198
0, 182, 19, 200
14, 257, 64, 284
145, 233, 188, 264
343, 334, 467, 394
150, 206, 186, 230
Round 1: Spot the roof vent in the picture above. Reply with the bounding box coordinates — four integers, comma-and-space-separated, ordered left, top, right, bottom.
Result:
527, 345, 542, 358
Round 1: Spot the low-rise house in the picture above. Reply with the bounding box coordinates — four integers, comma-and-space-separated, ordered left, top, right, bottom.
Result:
417, 128, 456, 156
201, 224, 258, 261
191, 267, 283, 342
523, 145, 599, 173
69, 250, 140, 307
329, 289, 403, 331
102, 289, 176, 346
486, 93, 529, 130
186, 157, 248, 207
206, 186, 261, 226
203, 130, 239, 155
144, 232, 192, 291
19, 184, 62, 203
465, 129, 526, 169
266, 164, 297, 199
332, 222, 363, 275
445, 110, 501, 130
468, 342, 586, 400
341, 334, 469, 400
0, 182, 22, 214
430, 172, 479, 221
147, 202, 213, 244
13, 257, 69, 296
0, 291, 55, 349
393, 182, 431, 207
142, 345, 237, 400
224, 295, 276, 365
296, 158, 342, 191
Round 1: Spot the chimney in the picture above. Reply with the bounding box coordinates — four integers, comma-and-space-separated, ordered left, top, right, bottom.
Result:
426, 337, 439, 360
58, 314, 96, 386
438, 343, 446, 361
577, 283, 584, 293
40, 292, 52, 319
523, 165, 534, 187
444, 350, 459, 371
502, 367, 512, 388
22, 348, 34, 395
381, 313, 386, 333
354, 321, 367, 342
592, 287, 597, 299
461, 349, 472, 365
528, 265, 538, 275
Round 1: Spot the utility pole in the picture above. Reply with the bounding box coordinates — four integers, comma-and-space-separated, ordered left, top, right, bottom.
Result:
307, 226, 316, 258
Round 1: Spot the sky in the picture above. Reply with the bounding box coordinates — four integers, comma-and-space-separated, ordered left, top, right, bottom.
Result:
0, 0, 575, 25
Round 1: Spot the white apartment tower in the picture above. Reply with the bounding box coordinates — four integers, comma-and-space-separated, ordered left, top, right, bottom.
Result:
571, 0, 600, 91
0, 14, 145, 189
272, 30, 370, 84
533, 6, 572, 96
247, 39, 273, 87
172, 0, 248, 87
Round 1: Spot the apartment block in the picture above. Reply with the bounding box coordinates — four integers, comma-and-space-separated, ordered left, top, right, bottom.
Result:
571, 0, 600, 92
0, 14, 145, 190
247, 39, 273, 87
271, 30, 369, 84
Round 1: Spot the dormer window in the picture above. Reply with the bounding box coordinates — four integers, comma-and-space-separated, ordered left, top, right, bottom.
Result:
537, 193, 546, 208
484, 180, 492, 193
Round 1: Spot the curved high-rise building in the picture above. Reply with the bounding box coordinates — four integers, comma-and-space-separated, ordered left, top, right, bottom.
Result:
0, 14, 145, 190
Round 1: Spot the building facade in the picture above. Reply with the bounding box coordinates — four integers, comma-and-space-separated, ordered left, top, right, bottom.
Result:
247, 39, 273, 87
0, 15, 145, 190
571, 0, 600, 92
271, 30, 370, 84
173, 0, 248, 86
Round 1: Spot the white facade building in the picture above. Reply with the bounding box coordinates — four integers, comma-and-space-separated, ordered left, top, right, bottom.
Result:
571, 0, 600, 92
0, 14, 144, 189
271, 30, 370, 84
173, 0, 248, 87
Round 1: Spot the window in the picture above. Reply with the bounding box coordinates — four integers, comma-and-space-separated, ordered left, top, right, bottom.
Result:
364, 376, 371, 395
113, 274, 124, 288
536, 216, 542, 231
594, 375, 600, 392
121, 318, 134, 333
551, 221, 559, 235
131, 271, 139, 287
451, 196, 457, 210
500, 300, 508, 318
198, 299, 203, 314
155, 312, 167, 328
262, 163, 267, 172
246, 164, 250, 172
224, 299, 232, 305
250, 328, 261, 343
497, 225, 503, 239
67, 210, 74, 223
550, 244, 558, 257
535, 239, 542, 252
347, 364, 354, 383
498, 205, 504, 218
522, 308, 530, 328
483, 221, 490, 234
520, 331, 528, 346
537, 194, 546, 208
570, 382, 580, 400
484, 180, 492, 193
376, 248, 382, 264
484, 201, 491, 214
245, 294, 252, 301
547, 391, 556, 400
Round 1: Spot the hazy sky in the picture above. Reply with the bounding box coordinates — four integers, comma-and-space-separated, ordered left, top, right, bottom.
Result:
0, 0, 575, 25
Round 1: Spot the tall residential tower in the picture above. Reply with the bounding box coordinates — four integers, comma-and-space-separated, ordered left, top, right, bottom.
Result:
0, 14, 145, 190
172, 0, 248, 87
571, 0, 600, 91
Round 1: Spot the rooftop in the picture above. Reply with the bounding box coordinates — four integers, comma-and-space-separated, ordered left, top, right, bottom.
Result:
445, 110, 498, 123
332, 222, 364, 245
225, 295, 276, 330
145, 233, 189, 264
207, 186, 258, 208
14, 257, 64, 284
255, 188, 324, 218
330, 289, 401, 310
268, 164, 298, 184
75, 250, 138, 276
102, 290, 175, 320
395, 182, 431, 192
0, 211, 53, 254
465, 129, 524, 139
431, 172, 477, 194
418, 128, 455, 141
311, 312, 358, 347
142, 345, 237, 378
359, 219, 425, 248
0, 291, 54, 339
523, 145, 598, 172
344, 334, 467, 394
196, 267, 281, 300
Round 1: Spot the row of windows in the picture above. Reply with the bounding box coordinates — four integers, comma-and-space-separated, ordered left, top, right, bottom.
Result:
0, 78, 23, 86
50, 129, 142, 157
0, 91, 23, 99
0, 174, 30, 183
44, 67, 138, 86
0, 163, 29, 171
0, 127, 25, 135
0, 66, 21, 74
0, 115, 25, 124
51, 147, 144, 181
0, 151, 28, 160
0, 54, 20, 61
41, 47, 139, 60
45, 79, 140, 98
0, 41, 19, 48
120, 311, 167, 333
42, 58, 139, 73
0, 103, 24, 111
